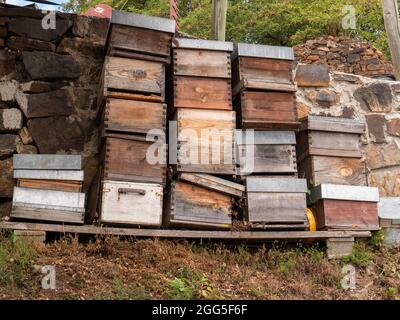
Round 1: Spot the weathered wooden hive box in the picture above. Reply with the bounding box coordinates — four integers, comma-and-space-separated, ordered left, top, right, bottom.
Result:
11, 155, 85, 224
174, 108, 236, 174
244, 177, 308, 230
164, 181, 233, 230
297, 116, 366, 186
236, 130, 297, 175
107, 10, 175, 63
309, 184, 379, 230
99, 180, 163, 227
171, 38, 233, 111
231, 43, 299, 129
101, 98, 167, 136
102, 134, 166, 185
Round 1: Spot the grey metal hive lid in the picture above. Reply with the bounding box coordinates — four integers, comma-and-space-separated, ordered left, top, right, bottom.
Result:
111, 9, 176, 34
173, 38, 233, 52
246, 177, 307, 193
232, 42, 294, 60
13, 154, 82, 170
299, 115, 365, 134
236, 130, 296, 145
309, 184, 380, 204
378, 197, 400, 220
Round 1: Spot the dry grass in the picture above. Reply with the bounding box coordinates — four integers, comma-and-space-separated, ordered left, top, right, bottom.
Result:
0, 232, 399, 300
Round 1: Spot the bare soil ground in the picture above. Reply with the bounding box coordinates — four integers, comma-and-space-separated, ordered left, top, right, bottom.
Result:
0, 231, 399, 300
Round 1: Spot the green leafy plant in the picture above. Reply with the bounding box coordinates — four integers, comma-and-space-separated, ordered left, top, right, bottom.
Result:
342, 242, 374, 267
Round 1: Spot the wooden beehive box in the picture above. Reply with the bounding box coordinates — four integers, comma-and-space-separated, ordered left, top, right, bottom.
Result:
100, 98, 167, 136
164, 181, 232, 230
102, 134, 166, 185
11, 187, 85, 224
102, 56, 166, 99
171, 38, 233, 111
244, 177, 308, 230
107, 10, 175, 62
309, 184, 380, 230
296, 115, 364, 161
100, 180, 163, 227
298, 155, 367, 186
234, 91, 299, 130
231, 43, 296, 96
236, 130, 297, 175
174, 108, 236, 175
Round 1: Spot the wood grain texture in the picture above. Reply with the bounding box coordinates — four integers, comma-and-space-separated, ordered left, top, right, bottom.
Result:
314, 199, 379, 230
0, 221, 371, 239
176, 108, 236, 174
166, 181, 232, 229
109, 24, 171, 57
104, 57, 165, 96
174, 48, 231, 78
104, 136, 166, 184
174, 76, 232, 110
296, 131, 361, 161
236, 91, 299, 129
297, 156, 367, 186
232, 56, 293, 92
11, 206, 84, 224
179, 173, 244, 197
100, 180, 163, 227
17, 179, 82, 192
108, 47, 170, 63
105, 98, 166, 135
238, 144, 297, 174
246, 192, 307, 224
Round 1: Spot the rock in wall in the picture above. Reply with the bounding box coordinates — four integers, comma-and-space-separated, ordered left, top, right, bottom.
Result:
295, 63, 400, 196
295, 36, 394, 78
0, 5, 109, 217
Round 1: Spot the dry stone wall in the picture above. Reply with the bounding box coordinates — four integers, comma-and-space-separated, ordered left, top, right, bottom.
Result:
0, 6, 108, 217
295, 63, 400, 196
294, 36, 394, 78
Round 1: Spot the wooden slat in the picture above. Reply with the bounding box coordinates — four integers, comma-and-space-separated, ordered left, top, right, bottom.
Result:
166, 181, 232, 229
11, 206, 84, 224
0, 221, 372, 240
105, 98, 166, 135
173, 49, 231, 78
106, 91, 163, 103
232, 79, 297, 97
174, 76, 232, 110
179, 173, 244, 197
109, 24, 172, 58
237, 91, 298, 129
313, 199, 379, 231
17, 179, 82, 192
104, 57, 165, 96
238, 144, 297, 174
299, 115, 365, 134
108, 47, 170, 64
298, 156, 367, 186
104, 136, 166, 185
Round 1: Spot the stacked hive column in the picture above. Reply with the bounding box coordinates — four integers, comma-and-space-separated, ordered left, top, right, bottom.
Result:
93, 10, 175, 227
231, 43, 308, 230
165, 38, 243, 230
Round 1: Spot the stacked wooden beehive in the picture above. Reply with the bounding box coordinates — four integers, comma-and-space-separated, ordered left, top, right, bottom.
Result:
11, 155, 85, 224
94, 10, 175, 227
164, 38, 244, 230
231, 43, 308, 230
297, 116, 379, 230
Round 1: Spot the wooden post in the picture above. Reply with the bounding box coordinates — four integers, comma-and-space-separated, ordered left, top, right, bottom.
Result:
382, 0, 400, 80
212, 0, 228, 41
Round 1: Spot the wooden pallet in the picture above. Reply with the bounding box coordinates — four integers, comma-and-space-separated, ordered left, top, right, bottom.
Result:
0, 221, 371, 241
